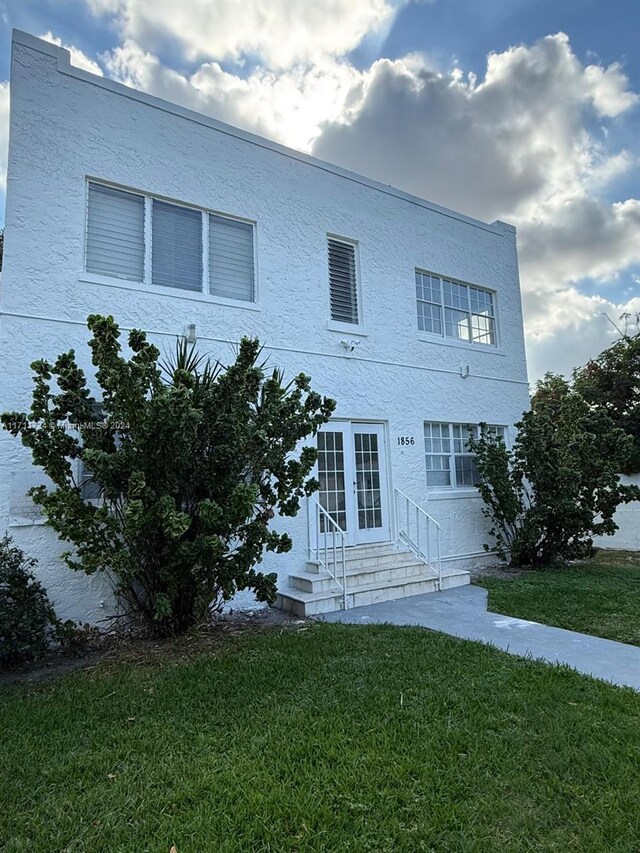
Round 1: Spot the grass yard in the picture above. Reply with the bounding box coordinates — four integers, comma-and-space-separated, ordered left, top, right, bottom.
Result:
2, 623, 640, 852
477, 549, 640, 647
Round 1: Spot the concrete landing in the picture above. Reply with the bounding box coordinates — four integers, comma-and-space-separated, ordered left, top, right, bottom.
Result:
320, 585, 640, 691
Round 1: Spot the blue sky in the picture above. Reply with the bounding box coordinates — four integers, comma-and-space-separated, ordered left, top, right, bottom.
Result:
0, 0, 639, 380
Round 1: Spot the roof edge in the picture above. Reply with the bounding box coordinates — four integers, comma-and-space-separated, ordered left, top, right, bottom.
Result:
12, 29, 516, 238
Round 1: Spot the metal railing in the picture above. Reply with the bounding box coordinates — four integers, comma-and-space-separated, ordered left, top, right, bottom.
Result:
394, 488, 442, 590
307, 496, 348, 610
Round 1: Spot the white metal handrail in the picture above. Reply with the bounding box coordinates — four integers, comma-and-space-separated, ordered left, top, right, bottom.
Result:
307, 496, 348, 610
394, 488, 442, 590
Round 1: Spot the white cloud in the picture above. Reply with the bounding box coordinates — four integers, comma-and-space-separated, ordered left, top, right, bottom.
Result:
524, 288, 640, 382
39, 32, 104, 76
520, 197, 640, 290
314, 34, 638, 223
89, 0, 397, 69
0, 81, 8, 193
102, 40, 361, 150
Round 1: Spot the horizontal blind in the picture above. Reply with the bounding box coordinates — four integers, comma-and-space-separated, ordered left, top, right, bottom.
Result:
152, 200, 203, 291
209, 215, 255, 301
328, 238, 358, 324
86, 183, 145, 281
80, 462, 102, 502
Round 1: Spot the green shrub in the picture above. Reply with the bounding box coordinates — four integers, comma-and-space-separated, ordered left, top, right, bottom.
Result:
469, 375, 640, 567
0, 535, 65, 665
2, 316, 335, 636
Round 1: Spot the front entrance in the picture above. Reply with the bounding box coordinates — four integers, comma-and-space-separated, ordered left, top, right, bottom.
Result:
317, 422, 390, 546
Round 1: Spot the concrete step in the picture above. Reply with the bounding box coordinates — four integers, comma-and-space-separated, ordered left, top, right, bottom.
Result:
290, 560, 430, 594
274, 568, 470, 617
307, 543, 421, 573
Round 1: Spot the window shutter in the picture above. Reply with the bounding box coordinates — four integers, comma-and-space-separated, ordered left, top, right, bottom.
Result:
86, 183, 145, 281
328, 238, 358, 324
152, 200, 202, 291
209, 215, 255, 301
80, 462, 102, 502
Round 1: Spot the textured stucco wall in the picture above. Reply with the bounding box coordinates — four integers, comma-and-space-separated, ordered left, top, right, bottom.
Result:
0, 33, 530, 622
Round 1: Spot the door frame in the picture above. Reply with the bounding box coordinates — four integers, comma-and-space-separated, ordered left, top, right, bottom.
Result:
316, 419, 392, 547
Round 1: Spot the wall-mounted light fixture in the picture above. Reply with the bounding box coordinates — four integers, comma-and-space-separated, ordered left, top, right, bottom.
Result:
183, 323, 197, 344
460, 364, 470, 379
340, 339, 361, 353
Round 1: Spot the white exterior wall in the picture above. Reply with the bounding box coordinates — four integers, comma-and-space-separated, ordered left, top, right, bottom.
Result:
594, 475, 640, 551
0, 32, 530, 622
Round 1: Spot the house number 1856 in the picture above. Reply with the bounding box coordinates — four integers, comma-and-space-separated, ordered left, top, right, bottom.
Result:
397, 436, 415, 446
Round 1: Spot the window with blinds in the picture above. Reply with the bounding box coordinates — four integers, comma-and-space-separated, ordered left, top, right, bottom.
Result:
209, 215, 255, 301
328, 238, 358, 324
86, 183, 145, 281
152, 200, 202, 292
85, 181, 256, 301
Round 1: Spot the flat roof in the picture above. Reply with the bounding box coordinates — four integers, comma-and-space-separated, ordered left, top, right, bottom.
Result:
12, 29, 516, 238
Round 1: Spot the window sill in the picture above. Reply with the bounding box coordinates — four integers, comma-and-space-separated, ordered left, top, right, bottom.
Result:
79, 273, 262, 311
425, 489, 483, 501
327, 320, 369, 337
417, 331, 505, 356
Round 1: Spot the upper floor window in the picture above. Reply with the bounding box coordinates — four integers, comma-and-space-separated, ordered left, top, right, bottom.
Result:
328, 237, 359, 324
85, 181, 255, 302
424, 422, 505, 489
416, 271, 496, 346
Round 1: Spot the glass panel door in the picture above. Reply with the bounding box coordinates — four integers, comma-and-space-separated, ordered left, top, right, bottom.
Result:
352, 424, 389, 544
317, 428, 349, 537
317, 423, 390, 546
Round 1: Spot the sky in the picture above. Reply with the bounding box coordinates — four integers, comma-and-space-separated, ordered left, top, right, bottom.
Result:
0, 0, 639, 383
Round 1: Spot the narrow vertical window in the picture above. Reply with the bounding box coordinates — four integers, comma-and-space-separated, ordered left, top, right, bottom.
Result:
86, 183, 145, 281
416, 271, 443, 334
152, 200, 202, 291
328, 238, 358, 324
209, 215, 255, 301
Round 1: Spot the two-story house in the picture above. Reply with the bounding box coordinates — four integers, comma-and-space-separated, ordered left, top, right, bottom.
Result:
0, 32, 529, 622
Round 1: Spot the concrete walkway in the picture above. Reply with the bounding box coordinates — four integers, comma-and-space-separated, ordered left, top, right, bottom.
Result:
321, 585, 640, 691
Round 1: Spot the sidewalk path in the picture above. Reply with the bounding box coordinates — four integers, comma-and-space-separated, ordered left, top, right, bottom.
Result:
320, 585, 640, 691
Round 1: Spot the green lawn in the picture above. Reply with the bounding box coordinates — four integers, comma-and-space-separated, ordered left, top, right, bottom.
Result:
2, 623, 640, 852
477, 550, 640, 646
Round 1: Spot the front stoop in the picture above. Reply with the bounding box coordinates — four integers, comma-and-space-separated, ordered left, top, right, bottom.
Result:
274, 542, 470, 617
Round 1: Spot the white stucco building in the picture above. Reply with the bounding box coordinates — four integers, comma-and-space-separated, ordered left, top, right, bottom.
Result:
0, 31, 530, 622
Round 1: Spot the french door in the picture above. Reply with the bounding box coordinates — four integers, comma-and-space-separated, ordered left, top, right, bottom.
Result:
316, 422, 390, 546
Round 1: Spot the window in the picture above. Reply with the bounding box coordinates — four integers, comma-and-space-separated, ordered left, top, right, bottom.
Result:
86, 183, 145, 281
152, 200, 203, 291
328, 237, 358, 324
209, 215, 255, 301
416, 270, 496, 346
85, 182, 255, 300
424, 422, 505, 489
79, 461, 102, 503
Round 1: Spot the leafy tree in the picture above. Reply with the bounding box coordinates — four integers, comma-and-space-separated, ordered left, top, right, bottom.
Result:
469, 374, 640, 567
2, 315, 335, 635
0, 535, 69, 665
573, 316, 640, 475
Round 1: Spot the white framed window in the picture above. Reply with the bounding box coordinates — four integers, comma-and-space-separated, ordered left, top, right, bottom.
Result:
85, 181, 256, 301
79, 459, 102, 503
416, 270, 496, 346
328, 237, 359, 324
424, 422, 505, 489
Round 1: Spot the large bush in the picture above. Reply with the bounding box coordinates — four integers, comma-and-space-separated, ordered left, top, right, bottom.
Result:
469, 374, 640, 567
0, 535, 64, 665
573, 319, 640, 475
2, 315, 335, 636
